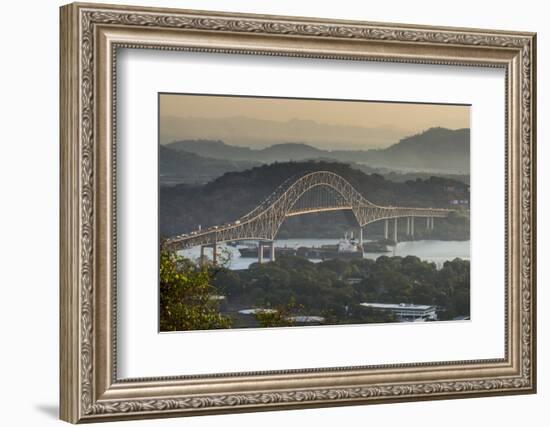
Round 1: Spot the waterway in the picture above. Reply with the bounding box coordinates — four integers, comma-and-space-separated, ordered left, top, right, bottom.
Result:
178, 238, 470, 270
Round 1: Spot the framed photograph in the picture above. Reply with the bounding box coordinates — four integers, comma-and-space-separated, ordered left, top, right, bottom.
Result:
60, 2, 536, 423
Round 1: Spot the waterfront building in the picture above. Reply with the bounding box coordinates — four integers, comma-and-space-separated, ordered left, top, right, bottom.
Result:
360, 302, 437, 322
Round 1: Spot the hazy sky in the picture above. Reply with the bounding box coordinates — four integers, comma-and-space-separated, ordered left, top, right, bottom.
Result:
160, 93, 470, 150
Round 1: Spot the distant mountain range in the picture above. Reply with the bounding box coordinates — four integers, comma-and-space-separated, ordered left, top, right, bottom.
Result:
164, 127, 470, 175
166, 140, 326, 163
160, 115, 406, 150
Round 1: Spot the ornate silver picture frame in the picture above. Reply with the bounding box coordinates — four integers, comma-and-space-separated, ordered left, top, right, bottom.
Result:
60, 2, 536, 423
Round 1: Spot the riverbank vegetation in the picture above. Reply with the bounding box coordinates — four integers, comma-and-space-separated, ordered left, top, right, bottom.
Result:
160, 247, 470, 331
214, 255, 470, 327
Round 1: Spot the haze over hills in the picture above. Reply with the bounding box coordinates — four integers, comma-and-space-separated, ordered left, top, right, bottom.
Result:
160, 115, 407, 150
166, 127, 470, 174
348, 127, 470, 172
159, 145, 259, 185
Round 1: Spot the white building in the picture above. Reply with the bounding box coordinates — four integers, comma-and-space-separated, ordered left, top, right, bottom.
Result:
285, 316, 325, 324
360, 302, 437, 322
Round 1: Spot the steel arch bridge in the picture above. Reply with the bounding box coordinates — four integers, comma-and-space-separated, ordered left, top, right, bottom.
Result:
164, 170, 452, 251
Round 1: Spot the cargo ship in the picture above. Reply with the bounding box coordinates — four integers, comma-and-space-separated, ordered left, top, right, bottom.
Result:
297, 233, 363, 260
237, 233, 365, 260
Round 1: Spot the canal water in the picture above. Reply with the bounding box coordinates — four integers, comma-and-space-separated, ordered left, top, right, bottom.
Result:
178, 239, 470, 270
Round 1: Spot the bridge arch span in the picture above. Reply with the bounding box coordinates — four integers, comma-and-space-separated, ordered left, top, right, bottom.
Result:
164, 170, 452, 250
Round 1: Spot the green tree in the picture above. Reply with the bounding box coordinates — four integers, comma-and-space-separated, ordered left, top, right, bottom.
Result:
159, 249, 232, 331
254, 299, 303, 328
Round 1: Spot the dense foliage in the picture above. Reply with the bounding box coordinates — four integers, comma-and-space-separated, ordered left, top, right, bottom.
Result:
159, 250, 232, 331
214, 255, 470, 325
160, 249, 470, 330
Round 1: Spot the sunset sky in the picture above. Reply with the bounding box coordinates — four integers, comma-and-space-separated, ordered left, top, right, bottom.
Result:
160, 93, 470, 150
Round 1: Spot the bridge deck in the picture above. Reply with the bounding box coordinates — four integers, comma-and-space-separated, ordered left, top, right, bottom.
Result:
164, 171, 455, 250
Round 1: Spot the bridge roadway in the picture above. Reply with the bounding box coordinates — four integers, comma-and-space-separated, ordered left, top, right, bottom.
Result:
163, 171, 452, 256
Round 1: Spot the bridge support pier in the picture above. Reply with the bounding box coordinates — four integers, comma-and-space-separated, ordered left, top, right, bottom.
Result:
359, 227, 363, 246
199, 243, 217, 265
384, 219, 389, 240
406, 217, 410, 235
257, 241, 276, 264
258, 241, 264, 264
411, 216, 415, 237
426, 216, 435, 231
269, 241, 275, 262
393, 218, 398, 243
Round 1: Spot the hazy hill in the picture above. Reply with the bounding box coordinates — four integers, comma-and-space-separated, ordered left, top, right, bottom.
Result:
166, 140, 258, 162
357, 127, 470, 172
165, 127, 470, 174
159, 145, 259, 185
319, 127, 469, 173
166, 140, 325, 163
